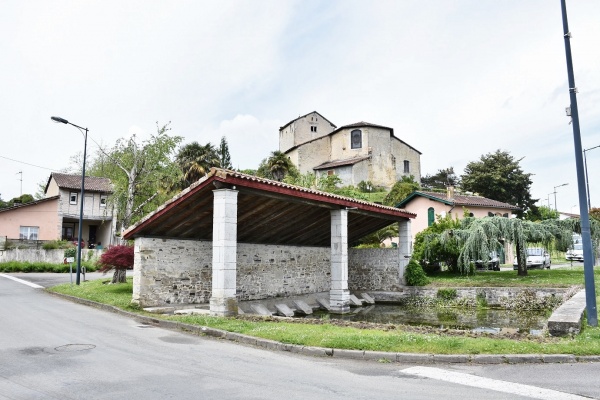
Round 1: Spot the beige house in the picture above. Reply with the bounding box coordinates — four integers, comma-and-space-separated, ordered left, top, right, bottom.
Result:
0, 173, 117, 247
396, 187, 521, 262
280, 111, 421, 189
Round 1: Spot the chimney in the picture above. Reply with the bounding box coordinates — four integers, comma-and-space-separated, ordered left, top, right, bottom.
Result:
446, 186, 455, 199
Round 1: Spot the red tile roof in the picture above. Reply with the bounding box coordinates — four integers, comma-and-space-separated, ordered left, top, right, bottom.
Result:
401, 190, 520, 210
47, 173, 113, 193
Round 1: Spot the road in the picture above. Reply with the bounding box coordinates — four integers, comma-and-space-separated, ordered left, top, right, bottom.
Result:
1, 273, 599, 399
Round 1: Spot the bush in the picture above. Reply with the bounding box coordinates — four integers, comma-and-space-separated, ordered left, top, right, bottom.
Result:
42, 240, 74, 250
404, 259, 430, 286
436, 288, 457, 301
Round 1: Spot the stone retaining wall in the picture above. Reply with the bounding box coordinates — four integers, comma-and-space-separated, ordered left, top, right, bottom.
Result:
0, 248, 102, 264
370, 287, 569, 307
132, 238, 404, 307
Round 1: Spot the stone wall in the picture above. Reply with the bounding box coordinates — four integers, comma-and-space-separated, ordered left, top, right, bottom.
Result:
133, 238, 334, 307
133, 238, 402, 307
371, 287, 569, 307
0, 248, 103, 263
349, 248, 402, 291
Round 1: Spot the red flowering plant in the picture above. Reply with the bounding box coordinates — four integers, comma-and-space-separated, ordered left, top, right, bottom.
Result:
96, 244, 134, 283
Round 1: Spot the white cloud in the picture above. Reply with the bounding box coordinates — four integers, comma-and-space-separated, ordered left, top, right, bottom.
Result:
198, 115, 281, 170
1, 0, 599, 214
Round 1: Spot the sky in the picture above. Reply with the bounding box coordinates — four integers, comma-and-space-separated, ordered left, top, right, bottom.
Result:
1, 0, 599, 215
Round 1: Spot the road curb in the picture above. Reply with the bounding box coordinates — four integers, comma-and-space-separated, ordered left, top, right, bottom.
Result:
45, 290, 600, 365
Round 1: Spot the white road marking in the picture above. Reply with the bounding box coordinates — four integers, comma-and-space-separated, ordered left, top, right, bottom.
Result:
0, 274, 44, 289
401, 366, 587, 400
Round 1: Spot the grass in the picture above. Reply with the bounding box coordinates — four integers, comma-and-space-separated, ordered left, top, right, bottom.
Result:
427, 267, 595, 288
47, 271, 600, 356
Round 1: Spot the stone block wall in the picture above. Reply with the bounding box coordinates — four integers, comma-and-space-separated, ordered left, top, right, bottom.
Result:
237, 244, 331, 301
348, 248, 402, 291
371, 287, 569, 307
133, 238, 333, 307
133, 238, 404, 307
132, 238, 213, 307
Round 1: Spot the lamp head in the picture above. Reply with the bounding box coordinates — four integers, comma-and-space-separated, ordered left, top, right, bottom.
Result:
51, 116, 69, 124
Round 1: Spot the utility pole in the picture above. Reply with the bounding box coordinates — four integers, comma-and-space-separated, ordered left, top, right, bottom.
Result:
561, 0, 597, 326
16, 171, 22, 196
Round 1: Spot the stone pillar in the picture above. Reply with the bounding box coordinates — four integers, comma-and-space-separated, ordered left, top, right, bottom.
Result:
330, 209, 350, 313
397, 219, 412, 285
210, 189, 239, 316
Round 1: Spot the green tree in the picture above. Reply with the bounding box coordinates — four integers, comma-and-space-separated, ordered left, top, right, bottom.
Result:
218, 136, 232, 169
257, 151, 298, 182
383, 175, 420, 206
0, 194, 7, 209
526, 205, 559, 222
460, 150, 536, 218
175, 141, 220, 188
88, 122, 182, 232
421, 167, 460, 190
432, 216, 595, 276
412, 213, 462, 273
3, 194, 35, 207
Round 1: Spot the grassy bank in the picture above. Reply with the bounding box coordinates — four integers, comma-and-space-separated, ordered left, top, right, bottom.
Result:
427, 267, 596, 288
47, 269, 600, 356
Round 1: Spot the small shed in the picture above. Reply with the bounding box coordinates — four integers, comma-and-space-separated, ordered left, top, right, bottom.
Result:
123, 168, 415, 315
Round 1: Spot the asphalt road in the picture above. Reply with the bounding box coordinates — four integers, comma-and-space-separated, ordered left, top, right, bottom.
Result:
1, 274, 600, 399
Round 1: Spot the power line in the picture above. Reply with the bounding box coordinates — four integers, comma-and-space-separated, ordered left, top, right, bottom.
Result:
0, 155, 57, 171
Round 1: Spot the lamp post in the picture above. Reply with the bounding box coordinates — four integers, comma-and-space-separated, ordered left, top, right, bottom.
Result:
547, 193, 554, 208
51, 116, 88, 285
561, 0, 597, 326
553, 183, 568, 212
583, 145, 600, 210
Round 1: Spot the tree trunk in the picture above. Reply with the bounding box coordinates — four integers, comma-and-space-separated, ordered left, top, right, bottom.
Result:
515, 238, 528, 277
111, 269, 127, 283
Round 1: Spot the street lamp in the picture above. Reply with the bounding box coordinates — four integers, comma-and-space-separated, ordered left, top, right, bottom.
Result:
553, 183, 568, 212
561, 0, 597, 326
583, 145, 600, 210
51, 116, 88, 285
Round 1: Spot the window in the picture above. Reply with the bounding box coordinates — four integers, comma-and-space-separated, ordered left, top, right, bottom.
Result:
403, 160, 410, 173
427, 208, 435, 227
327, 170, 335, 176
100, 195, 107, 207
70, 192, 78, 205
311, 126, 317, 132
20, 226, 39, 240
351, 129, 362, 149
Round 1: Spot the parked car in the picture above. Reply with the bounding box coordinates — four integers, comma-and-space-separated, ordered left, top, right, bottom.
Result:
566, 235, 584, 262
475, 251, 500, 271
513, 247, 551, 270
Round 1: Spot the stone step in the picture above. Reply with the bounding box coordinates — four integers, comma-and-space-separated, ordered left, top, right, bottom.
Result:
293, 300, 313, 315
251, 303, 273, 316
349, 294, 365, 307
275, 303, 295, 317
316, 298, 331, 311
360, 292, 376, 304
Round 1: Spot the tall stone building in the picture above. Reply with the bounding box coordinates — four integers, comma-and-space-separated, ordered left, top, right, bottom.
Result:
279, 111, 421, 189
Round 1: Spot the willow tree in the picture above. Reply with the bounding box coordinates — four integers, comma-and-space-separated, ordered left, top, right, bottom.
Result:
437, 216, 581, 276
